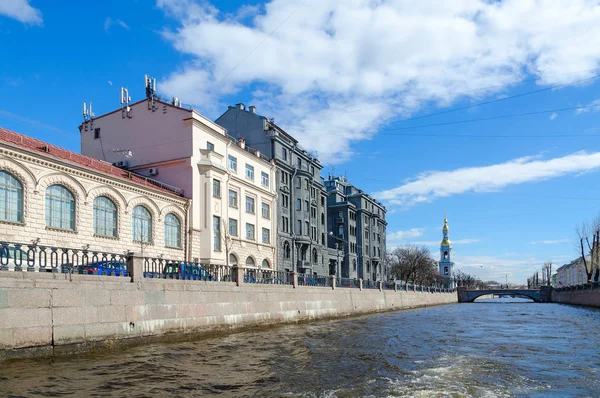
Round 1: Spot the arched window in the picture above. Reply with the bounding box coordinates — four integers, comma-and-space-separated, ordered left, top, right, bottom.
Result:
312, 248, 318, 263
353, 259, 357, 271
164, 213, 181, 247
0, 171, 23, 223
93, 196, 117, 237
262, 259, 270, 269
45, 184, 75, 230
132, 205, 152, 242
246, 256, 255, 268
229, 253, 238, 267
283, 241, 291, 259
444, 251, 448, 259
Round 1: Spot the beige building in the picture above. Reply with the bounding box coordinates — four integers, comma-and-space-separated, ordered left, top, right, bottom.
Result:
0, 127, 188, 260
79, 98, 277, 270
556, 257, 589, 287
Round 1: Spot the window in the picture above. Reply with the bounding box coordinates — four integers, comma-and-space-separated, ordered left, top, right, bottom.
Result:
262, 259, 270, 269
297, 157, 302, 168
312, 248, 318, 263
132, 205, 152, 242
296, 176, 301, 188
311, 207, 316, 218
262, 203, 270, 219
164, 213, 181, 248
284, 241, 291, 259
281, 216, 289, 233
305, 221, 309, 236
338, 224, 343, 236
321, 213, 324, 225
262, 228, 270, 244
213, 216, 221, 251
305, 179, 309, 190
282, 147, 287, 160
207, 142, 214, 151
0, 171, 23, 223
228, 155, 237, 172
297, 220, 302, 234
353, 259, 357, 271
245, 164, 254, 180
321, 233, 325, 245
444, 251, 448, 259
311, 166, 315, 175
246, 196, 255, 213
304, 200, 309, 212
246, 257, 255, 268
261, 172, 269, 187
94, 128, 101, 139
282, 194, 289, 209
296, 199, 301, 210
229, 218, 238, 236
229, 189, 238, 208
246, 223, 255, 240
229, 253, 238, 267
213, 179, 221, 198
321, 196, 325, 206
93, 196, 117, 237
46, 184, 75, 230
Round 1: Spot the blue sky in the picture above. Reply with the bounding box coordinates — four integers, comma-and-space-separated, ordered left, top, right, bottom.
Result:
2, 0, 600, 283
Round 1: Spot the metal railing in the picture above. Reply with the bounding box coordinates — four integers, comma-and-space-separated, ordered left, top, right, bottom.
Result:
297, 273, 329, 287
363, 279, 378, 289
0, 241, 128, 276
243, 268, 292, 285
143, 258, 232, 282
383, 281, 395, 290
336, 277, 359, 288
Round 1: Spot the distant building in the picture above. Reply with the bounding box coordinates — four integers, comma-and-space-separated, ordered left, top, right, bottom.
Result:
439, 213, 455, 288
80, 97, 277, 269
216, 104, 329, 275
0, 126, 188, 258
324, 176, 387, 280
556, 257, 588, 286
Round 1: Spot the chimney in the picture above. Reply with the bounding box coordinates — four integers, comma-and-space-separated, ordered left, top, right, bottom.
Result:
249, 105, 256, 114
256, 149, 261, 158
238, 137, 246, 149
236, 103, 245, 111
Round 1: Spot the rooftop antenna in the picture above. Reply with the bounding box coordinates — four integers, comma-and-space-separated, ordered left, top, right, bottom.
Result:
120, 87, 132, 118
145, 74, 158, 112
82, 102, 94, 130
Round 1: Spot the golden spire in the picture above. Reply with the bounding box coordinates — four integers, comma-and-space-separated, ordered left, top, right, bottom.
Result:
441, 211, 450, 246
443, 210, 449, 231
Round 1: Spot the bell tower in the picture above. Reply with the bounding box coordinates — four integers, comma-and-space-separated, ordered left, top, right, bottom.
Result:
439, 211, 455, 288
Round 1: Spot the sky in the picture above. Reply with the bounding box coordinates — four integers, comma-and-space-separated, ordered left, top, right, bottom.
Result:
2, 0, 600, 284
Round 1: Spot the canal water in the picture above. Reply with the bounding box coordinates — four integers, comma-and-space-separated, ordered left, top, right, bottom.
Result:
2, 299, 600, 397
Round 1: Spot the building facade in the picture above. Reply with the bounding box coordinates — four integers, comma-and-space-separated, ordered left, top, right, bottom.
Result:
216, 104, 329, 275
324, 176, 387, 281
556, 257, 588, 287
439, 214, 455, 288
79, 98, 277, 270
0, 127, 188, 259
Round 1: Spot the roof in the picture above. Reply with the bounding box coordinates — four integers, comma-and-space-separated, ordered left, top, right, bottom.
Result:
0, 127, 185, 198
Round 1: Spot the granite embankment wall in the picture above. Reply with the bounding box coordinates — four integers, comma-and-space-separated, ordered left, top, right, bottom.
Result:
0, 273, 457, 359
551, 283, 600, 307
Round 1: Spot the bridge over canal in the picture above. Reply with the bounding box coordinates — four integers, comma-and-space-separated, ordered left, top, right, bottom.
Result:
457, 287, 553, 303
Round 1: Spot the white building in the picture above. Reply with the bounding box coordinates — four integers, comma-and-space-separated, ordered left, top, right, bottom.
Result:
556, 257, 588, 287
79, 96, 277, 270
0, 126, 188, 259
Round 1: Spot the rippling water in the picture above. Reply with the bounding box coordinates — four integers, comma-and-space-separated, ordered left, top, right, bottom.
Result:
2, 299, 600, 397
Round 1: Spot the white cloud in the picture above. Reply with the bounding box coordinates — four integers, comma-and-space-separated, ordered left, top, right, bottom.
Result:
375, 151, 600, 207
576, 99, 600, 115
104, 17, 130, 32
550, 112, 558, 120
531, 239, 569, 245
108, 80, 113, 86
156, 0, 600, 163
0, 0, 42, 25
387, 228, 426, 241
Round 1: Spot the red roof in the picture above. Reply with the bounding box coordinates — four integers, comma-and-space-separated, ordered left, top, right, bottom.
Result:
0, 127, 185, 198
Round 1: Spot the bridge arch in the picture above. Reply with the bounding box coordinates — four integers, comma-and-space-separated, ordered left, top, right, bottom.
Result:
460, 289, 540, 303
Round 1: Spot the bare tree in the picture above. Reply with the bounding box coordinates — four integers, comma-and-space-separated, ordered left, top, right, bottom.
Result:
389, 246, 435, 287
543, 261, 552, 286
219, 219, 237, 268
576, 222, 594, 283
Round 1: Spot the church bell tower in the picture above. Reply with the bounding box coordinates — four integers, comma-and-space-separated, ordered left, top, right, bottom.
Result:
439, 212, 455, 288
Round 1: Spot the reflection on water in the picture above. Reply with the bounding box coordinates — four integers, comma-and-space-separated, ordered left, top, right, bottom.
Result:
2, 298, 600, 397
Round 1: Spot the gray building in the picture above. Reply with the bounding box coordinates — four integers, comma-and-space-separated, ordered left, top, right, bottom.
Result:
325, 176, 387, 281
216, 104, 329, 276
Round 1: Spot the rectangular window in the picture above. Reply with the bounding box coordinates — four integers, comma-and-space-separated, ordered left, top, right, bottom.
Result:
305, 179, 309, 190
246, 164, 254, 180
282, 194, 289, 209
282, 216, 289, 233
297, 157, 302, 168
297, 220, 302, 234
296, 177, 301, 188
311, 166, 315, 175
338, 224, 343, 236
213, 179, 221, 198
262, 228, 270, 244
229, 189, 238, 208
213, 216, 221, 251
229, 218, 238, 236
246, 223, 255, 240
282, 147, 287, 160
261, 172, 269, 187
296, 199, 301, 211
207, 142, 214, 151
94, 128, 101, 139
305, 221, 309, 236
321, 196, 325, 206
228, 155, 237, 172
304, 200, 309, 212
262, 203, 270, 219
246, 196, 255, 214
